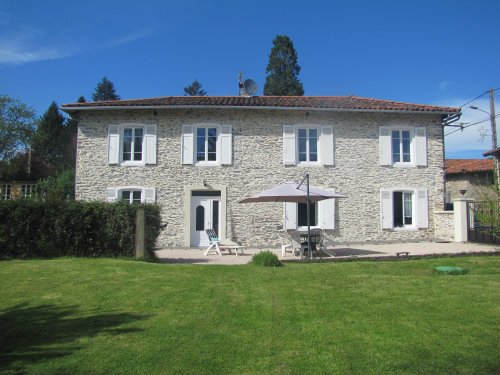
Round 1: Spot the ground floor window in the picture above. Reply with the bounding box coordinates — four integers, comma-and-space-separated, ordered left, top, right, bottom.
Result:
297, 202, 318, 227
1, 184, 11, 200
21, 184, 36, 198
393, 191, 413, 228
121, 190, 142, 204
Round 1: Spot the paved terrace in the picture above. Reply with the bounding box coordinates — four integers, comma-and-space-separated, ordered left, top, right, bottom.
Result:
155, 242, 500, 265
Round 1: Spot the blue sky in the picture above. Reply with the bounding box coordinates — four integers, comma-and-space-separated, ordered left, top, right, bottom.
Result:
1, 0, 499, 159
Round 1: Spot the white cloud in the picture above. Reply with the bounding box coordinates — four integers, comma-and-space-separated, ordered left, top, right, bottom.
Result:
109, 29, 156, 47
0, 28, 75, 65
436, 97, 500, 158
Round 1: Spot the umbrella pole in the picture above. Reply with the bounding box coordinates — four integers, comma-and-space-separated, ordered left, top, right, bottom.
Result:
306, 175, 312, 259
298, 174, 312, 259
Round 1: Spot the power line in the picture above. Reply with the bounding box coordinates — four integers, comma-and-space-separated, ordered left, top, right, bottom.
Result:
445, 113, 500, 137
457, 87, 500, 109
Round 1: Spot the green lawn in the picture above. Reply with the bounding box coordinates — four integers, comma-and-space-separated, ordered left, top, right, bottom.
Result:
1, 256, 499, 375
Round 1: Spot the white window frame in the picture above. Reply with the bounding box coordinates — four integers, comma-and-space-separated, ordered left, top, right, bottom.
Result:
379, 126, 427, 167
108, 123, 157, 166
283, 124, 334, 167
181, 123, 232, 166
195, 125, 219, 166
284, 189, 337, 231
296, 201, 320, 231
1, 184, 11, 200
380, 188, 428, 230
21, 184, 36, 198
391, 128, 413, 167
122, 126, 144, 164
297, 127, 320, 165
106, 186, 156, 204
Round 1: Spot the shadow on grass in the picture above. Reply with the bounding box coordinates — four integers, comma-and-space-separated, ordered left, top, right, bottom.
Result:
0, 303, 150, 374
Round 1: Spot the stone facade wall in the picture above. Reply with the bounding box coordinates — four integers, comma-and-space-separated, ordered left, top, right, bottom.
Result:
434, 210, 454, 241
445, 172, 494, 203
75, 107, 446, 248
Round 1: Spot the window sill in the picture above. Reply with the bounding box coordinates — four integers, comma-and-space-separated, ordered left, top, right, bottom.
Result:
194, 162, 221, 167
119, 161, 146, 167
296, 162, 323, 168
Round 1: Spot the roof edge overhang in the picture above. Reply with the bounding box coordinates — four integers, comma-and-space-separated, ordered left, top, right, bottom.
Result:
60, 104, 459, 116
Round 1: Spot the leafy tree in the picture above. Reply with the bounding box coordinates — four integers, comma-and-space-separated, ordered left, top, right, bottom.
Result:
184, 79, 207, 96
263, 35, 304, 96
35, 169, 75, 201
92, 76, 120, 102
77, 96, 86, 103
32, 101, 74, 173
0, 94, 36, 161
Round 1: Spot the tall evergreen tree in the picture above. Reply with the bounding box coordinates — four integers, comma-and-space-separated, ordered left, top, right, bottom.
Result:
183, 79, 207, 96
263, 35, 304, 96
77, 96, 86, 103
32, 101, 71, 173
92, 76, 120, 101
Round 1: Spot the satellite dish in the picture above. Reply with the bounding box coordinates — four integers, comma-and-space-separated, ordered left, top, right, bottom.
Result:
243, 79, 258, 96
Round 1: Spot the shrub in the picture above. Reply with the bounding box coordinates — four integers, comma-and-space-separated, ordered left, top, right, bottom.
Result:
251, 251, 282, 267
0, 199, 162, 259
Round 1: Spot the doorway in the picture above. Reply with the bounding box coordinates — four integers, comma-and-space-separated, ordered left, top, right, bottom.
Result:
190, 191, 221, 247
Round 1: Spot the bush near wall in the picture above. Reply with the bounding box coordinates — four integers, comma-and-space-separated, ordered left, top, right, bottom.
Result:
0, 200, 162, 259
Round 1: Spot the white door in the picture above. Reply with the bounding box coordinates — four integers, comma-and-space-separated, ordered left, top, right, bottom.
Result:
190, 196, 221, 247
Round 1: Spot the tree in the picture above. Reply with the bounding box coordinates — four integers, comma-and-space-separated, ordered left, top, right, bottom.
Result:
77, 96, 86, 103
92, 76, 120, 102
183, 79, 207, 96
35, 170, 75, 200
32, 101, 73, 173
263, 35, 304, 96
0, 94, 36, 161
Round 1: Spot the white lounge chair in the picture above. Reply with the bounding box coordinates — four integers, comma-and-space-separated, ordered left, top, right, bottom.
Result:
204, 229, 244, 256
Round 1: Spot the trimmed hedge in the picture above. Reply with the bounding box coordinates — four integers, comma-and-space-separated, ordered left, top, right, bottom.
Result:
0, 200, 162, 259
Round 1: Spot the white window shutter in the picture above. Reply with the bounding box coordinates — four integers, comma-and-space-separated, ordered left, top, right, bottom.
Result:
380, 189, 393, 229
319, 192, 335, 230
414, 127, 427, 166
108, 125, 120, 164
144, 188, 156, 204
220, 125, 232, 165
181, 125, 194, 165
284, 202, 297, 230
415, 189, 428, 228
379, 127, 392, 166
320, 126, 335, 166
144, 124, 157, 164
283, 125, 296, 165
106, 188, 118, 202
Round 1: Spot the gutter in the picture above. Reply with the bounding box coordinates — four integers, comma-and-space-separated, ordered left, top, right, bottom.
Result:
60, 104, 460, 116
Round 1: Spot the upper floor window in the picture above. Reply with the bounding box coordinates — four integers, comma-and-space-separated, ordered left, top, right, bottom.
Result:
122, 127, 144, 162
196, 127, 218, 163
298, 128, 318, 163
1, 184, 11, 200
21, 184, 36, 198
108, 124, 156, 166
391, 130, 411, 164
283, 125, 334, 166
182, 124, 232, 166
379, 126, 427, 167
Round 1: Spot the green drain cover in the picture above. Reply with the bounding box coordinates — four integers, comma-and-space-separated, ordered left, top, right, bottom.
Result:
434, 266, 468, 275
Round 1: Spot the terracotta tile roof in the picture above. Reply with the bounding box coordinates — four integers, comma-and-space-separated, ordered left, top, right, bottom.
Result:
445, 159, 494, 174
483, 147, 500, 157
61, 95, 460, 113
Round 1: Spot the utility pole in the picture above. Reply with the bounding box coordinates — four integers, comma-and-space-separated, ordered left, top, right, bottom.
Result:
489, 88, 499, 187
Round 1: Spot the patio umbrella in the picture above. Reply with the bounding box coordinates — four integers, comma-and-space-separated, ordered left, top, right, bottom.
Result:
239, 174, 347, 258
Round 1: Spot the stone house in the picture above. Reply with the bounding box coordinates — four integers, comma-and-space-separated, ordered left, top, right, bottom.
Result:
445, 159, 494, 203
1, 181, 37, 200
61, 96, 460, 248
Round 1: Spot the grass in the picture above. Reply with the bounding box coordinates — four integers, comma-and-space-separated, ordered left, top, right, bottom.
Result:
0, 256, 499, 375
